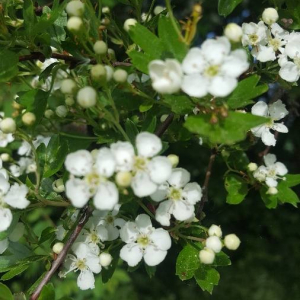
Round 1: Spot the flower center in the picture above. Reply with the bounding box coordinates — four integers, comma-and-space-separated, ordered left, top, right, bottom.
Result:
137, 234, 150, 247
268, 168, 277, 177
89, 230, 100, 244
75, 259, 87, 271
85, 171, 104, 193
269, 38, 281, 51
169, 187, 182, 201
134, 156, 148, 171
106, 215, 114, 224
249, 34, 258, 44
204, 65, 220, 77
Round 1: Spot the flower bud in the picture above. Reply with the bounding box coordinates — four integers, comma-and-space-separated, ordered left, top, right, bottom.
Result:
65, 96, 75, 106
99, 252, 113, 267
199, 248, 215, 264
44, 109, 54, 119
27, 163, 37, 173
52, 178, 65, 193
91, 64, 107, 80
12, 101, 21, 110
107, 48, 115, 60
154, 6, 165, 15
141, 13, 152, 22
0, 118, 16, 133
1, 153, 10, 162
102, 7, 110, 14
22, 112, 36, 126
105, 65, 114, 81
224, 23, 243, 42
61, 79, 77, 95
160, 114, 168, 122
93, 40, 108, 55
262, 8, 279, 25
52, 242, 64, 254
224, 234, 241, 250
167, 154, 179, 168
77, 86, 97, 108
116, 171, 132, 187
124, 18, 137, 32
56, 105, 68, 118
267, 186, 278, 195
248, 162, 258, 171
205, 236, 223, 253
113, 69, 128, 83
66, 0, 85, 17
67, 16, 83, 32
208, 224, 222, 238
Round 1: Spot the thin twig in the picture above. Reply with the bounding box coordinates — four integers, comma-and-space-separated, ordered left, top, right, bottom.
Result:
30, 205, 93, 300
155, 114, 174, 137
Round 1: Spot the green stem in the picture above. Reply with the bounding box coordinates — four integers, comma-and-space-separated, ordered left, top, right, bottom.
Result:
137, 200, 155, 219
177, 233, 205, 243
59, 132, 98, 140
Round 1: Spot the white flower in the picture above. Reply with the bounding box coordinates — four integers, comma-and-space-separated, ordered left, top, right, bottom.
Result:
123, 18, 137, 32
62, 242, 101, 290
111, 132, 172, 198
120, 214, 171, 266
0, 131, 14, 148
242, 21, 268, 47
4, 183, 30, 209
0, 208, 12, 232
206, 236, 223, 253
224, 234, 240, 250
181, 37, 249, 97
208, 224, 222, 238
151, 168, 202, 226
0, 222, 25, 254
149, 59, 183, 94
251, 100, 288, 146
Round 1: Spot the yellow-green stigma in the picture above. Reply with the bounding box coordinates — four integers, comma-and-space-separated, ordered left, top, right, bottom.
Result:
76, 259, 87, 271
137, 235, 150, 247
169, 187, 182, 201
269, 38, 281, 51
90, 230, 100, 243
249, 34, 258, 44
134, 156, 148, 171
106, 215, 114, 224
204, 65, 220, 77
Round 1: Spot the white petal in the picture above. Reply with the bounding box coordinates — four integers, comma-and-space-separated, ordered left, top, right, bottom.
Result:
65, 150, 93, 176
86, 255, 102, 274
168, 168, 190, 188
110, 141, 135, 171
4, 184, 29, 209
136, 132, 162, 158
150, 183, 169, 202
272, 122, 288, 133
202, 37, 231, 64
206, 236, 223, 253
181, 74, 208, 98
182, 182, 202, 205
182, 48, 206, 74
0, 208, 12, 232
66, 178, 91, 208
120, 222, 139, 243
72, 242, 89, 259
261, 129, 276, 146
264, 154, 277, 167
0, 238, 9, 254
120, 243, 143, 267
135, 214, 152, 233
268, 100, 288, 120
251, 124, 266, 138
265, 177, 278, 187
275, 162, 288, 176
95, 147, 116, 177
155, 200, 173, 226
208, 75, 237, 97
77, 270, 95, 290
150, 228, 171, 250
93, 181, 119, 210
285, 34, 300, 59
172, 200, 195, 221
8, 222, 25, 242
131, 171, 157, 197
96, 224, 109, 241
251, 45, 276, 62
147, 156, 172, 184
106, 224, 120, 241
221, 49, 249, 76
0, 175, 10, 195
279, 62, 300, 82
144, 245, 167, 266
251, 101, 268, 117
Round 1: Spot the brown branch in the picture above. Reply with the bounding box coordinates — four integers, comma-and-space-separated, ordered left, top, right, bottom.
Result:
155, 114, 174, 137
197, 148, 217, 217
30, 205, 93, 300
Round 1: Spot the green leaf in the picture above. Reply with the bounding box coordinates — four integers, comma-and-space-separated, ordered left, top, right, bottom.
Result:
285, 0, 300, 30
226, 151, 250, 171
38, 283, 55, 300
127, 50, 153, 74
43, 135, 69, 177
225, 174, 248, 204
1, 264, 29, 281
39, 227, 56, 244
163, 95, 194, 115
218, 0, 243, 17
0, 50, 19, 83
194, 265, 220, 294
0, 283, 13, 300
141, 115, 157, 133
0, 212, 22, 242
213, 251, 231, 267
145, 264, 156, 278
226, 75, 268, 109
282, 174, 300, 188
158, 15, 187, 61
23, 0, 36, 36
176, 244, 201, 281
260, 186, 278, 209
277, 181, 299, 207
185, 112, 269, 145
125, 119, 139, 144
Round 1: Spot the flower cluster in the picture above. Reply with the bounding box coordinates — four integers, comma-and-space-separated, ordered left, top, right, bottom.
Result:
149, 36, 249, 97
242, 7, 300, 82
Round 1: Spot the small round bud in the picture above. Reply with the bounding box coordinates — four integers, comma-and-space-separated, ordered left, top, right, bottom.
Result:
205, 236, 223, 253
93, 40, 108, 55
107, 48, 115, 60
154, 6, 165, 15
224, 234, 241, 250
167, 154, 179, 168
1, 153, 10, 162
0, 118, 16, 133
105, 65, 114, 81
52, 178, 65, 193
99, 252, 113, 267
262, 8, 279, 25
52, 242, 64, 254
22, 112, 36, 126
91, 64, 107, 80
124, 18, 137, 32
61, 79, 77, 95
77, 86, 97, 108
65, 96, 75, 106
267, 186, 278, 195
44, 109, 54, 119
248, 162, 258, 172
116, 171, 132, 187
67, 16, 83, 32
208, 224, 222, 238
160, 114, 168, 122
66, 0, 85, 17
224, 23, 243, 42
113, 69, 128, 83
12, 101, 21, 110
56, 105, 68, 118
141, 13, 152, 22
199, 248, 215, 264
102, 6, 110, 14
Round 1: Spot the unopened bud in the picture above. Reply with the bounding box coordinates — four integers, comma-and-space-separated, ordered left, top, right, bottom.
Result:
22, 112, 36, 126
105, 65, 114, 81
167, 154, 179, 168
113, 69, 128, 83
102, 7, 110, 14
116, 171, 132, 187
224, 23, 243, 42
66, 0, 85, 17
52, 242, 64, 254
65, 96, 75, 106
91, 64, 107, 80
67, 16, 83, 32
99, 252, 113, 267
52, 178, 65, 193
199, 248, 215, 264
124, 18, 137, 32
208, 224, 222, 238
0, 118, 16, 133
267, 186, 278, 195
262, 8, 279, 25
61, 79, 77, 95
154, 6, 165, 15
93, 41, 108, 55
107, 48, 115, 60
206, 236, 223, 253
56, 105, 68, 118
224, 234, 241, 250
44, 109, 54, 119
0, 153, 10, 162
77, 86, 97, 108
248, 162, 258, 171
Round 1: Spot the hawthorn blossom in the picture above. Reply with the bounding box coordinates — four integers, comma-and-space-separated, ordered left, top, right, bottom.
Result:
120, 214, 171, 267
181, 37, 249, 97
251, 100, 288, 146
242, 21, 268, 47
150, 168, 202, 226
0, 223, 25, 254
110, 132, 172, 197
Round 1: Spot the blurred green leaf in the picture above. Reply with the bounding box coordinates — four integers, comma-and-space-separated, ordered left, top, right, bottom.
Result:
225, 173, 248, 204
0, 283, 13, 300
1, 264, 29, 281
194, 265, 220, 294
163, 95, 194, 115
0, 50, 18, 83
218, 0, 243, 17
39, 283, 55, 300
